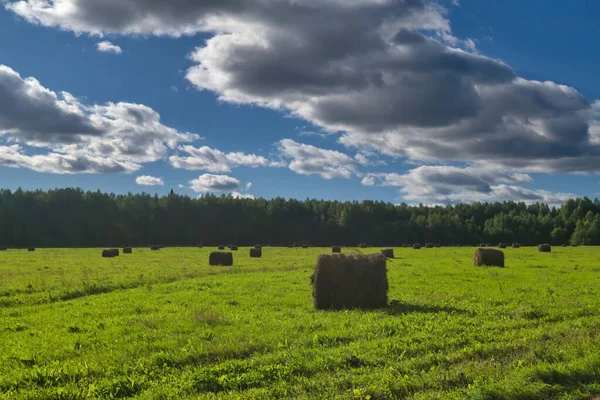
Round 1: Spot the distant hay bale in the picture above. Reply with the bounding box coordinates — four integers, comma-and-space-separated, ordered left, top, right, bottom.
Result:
474, 248, 504, 267
198, 244, 203, 248
358, 243, 368, 248
312, 253, 388, 310
561, 244, 567, 247
435, 243, 441, 248
209, 252, 234, 266
538, 244, 551, 253
332, 246, 341, 253
302, 245, 309, 249
255, 245, 262, 250
402, 244, 410, 248
479, 243, 487, 247
218, 245, 225, 250
381, 249, 394, 258
250, 248, 262, 258
102, 249, 119, 258
413, 243, 422, 249
498, 243, 507, 249
512, 243, 520, 248
230, 245, 238, 251
123, 247, 132, 254
572, 244, 578, 247
28, 248, 35, 252
150, 245, 161, 251
0, 248, 6, 251
425, 243, 434, 248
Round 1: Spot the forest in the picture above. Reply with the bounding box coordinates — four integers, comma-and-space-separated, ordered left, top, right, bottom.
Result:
1, 188, 600, 247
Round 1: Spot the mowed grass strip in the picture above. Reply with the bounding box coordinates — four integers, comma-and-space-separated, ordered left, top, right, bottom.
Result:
1, 247, 600, 399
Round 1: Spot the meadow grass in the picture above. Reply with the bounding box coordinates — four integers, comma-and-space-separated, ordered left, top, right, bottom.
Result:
1, 246, 600, 399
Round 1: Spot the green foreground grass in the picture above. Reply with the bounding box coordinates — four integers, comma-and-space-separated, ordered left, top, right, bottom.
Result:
2, 246, 600, 399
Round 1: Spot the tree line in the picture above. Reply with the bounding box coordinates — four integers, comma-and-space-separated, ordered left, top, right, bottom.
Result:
1, 188, 600, 247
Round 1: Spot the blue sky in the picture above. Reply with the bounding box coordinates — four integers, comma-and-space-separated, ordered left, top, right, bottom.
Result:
0, 0, 598, 204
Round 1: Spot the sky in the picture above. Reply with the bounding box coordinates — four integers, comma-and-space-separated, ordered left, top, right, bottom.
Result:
0, 0, 599, 205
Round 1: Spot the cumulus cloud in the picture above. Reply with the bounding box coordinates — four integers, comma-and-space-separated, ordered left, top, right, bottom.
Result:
136, 175, 164, 186
278, 139, 357, 179
189, 174, 240, 193
231, 191, 255, 199
0, 65, 198, 173
96, 41, 122, 54
170, 145, 279, 172
363, 165, 572, 206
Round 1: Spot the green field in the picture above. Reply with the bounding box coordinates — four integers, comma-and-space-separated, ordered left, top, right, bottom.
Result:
2, 246, 600, 399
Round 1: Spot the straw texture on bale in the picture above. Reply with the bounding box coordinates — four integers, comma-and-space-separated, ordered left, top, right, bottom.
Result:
498, 243, 507, 249
123, 247, 132, 254
381, 249, 394, 258
209, 252, 234, 266
332, 246, 341, 253
512, 243, 520, 248
250, 248, 262, 258
413, 243, 422, 249
312, 253, 388, 310
425, 243, 434, 248
538, 244, 551, 252
474, 248, 504, 267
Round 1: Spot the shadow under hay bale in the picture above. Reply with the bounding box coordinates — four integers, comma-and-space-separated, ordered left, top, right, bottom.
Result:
332, 246, 341, 253
474, 248, 504, 267
102, 249, 119, 258
413, 243, 422, 249
123, 247, 132, 254
512, 243, 520, 248
250, 248, 262, 258
312, 253, 388, 310
209, 252, 234, 266
538, 244, 551, 252
381, 249, 394, 258
498, 243, 507, 249
425, 243, 434, 248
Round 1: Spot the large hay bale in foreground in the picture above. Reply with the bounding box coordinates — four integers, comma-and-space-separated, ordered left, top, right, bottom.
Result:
413, 243, 422, 249
209, 252, 234, 266
381, 249, 394, 258
123, 247, 132, 254
538, 244, 551, 253
498, 243, 507, 249
250, 248, 262, 258
474, 248, 504, 267
312, 253, 388, 310
102, 249, 119, 258
332, 246, 341, 253
425, 243, 434, 248
512, 243, 520, 248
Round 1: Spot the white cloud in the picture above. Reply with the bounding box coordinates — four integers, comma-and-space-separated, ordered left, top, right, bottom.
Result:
189, 174, 240, 193
0, 65, 198, 173
278, 139, 357, 179
231, 191, 255, 199
170, 145, 278, 172
245, 182, 252, 190
96, 41, 122, 54
136, 175, 164, 186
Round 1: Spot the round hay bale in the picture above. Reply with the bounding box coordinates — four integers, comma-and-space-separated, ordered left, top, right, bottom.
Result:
28, 248, 35, 252
123, 247, 132, 254
332, 246, 341, 253
425, 243, 434, 248
413, 243, 422, 249
150, 245, 160, 251
572, 244, 578, 247
358, 243, 368, 248
402, 244, 410, 248
512, 243, 520, 248
434, 243, 441, 248
498, 243, 507, 249
198, 244, 203, 248
250, 248, 262, 258
474, 248, 504, 267
561, 244, 567, 247
312, 253, 388, 310
302, 245, 309, 249
230, 245, 238, 251
479, 243, 487, 248
218, 245, 225, 250
209, 252, 234, 266
102, 249, 119, 258
538, 244, 551, 253
381, 248, 394, 258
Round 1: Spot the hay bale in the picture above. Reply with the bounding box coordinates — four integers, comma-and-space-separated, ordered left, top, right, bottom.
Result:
102, 249, 119, 258
150, 245, 160, 251
381, 248, 394, 258
402, 244, 410, 248
561, 244, 567, 247
123, 247, 132, 254
198, 244, 203, 248
209, 252, 234, 266
572, 244, 578, 247
230, 245, 238, 251
332, 246, 341, 253
435, 243, 441, 248
28, 248, 35, 252
538, 244, 551, 253
218, 245, 225, 250
479, 243, 487, 248
413, 243, 422, 249
474, 248, 504, 267
425, 243, 434, 248
358, 243, 368, 248
0, 248, 7, 251
498, 243, 506, 249
250, 248, 262, 258
512, 243, 520, 248
302, 245, 309, 249
312, 253, 388, 310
